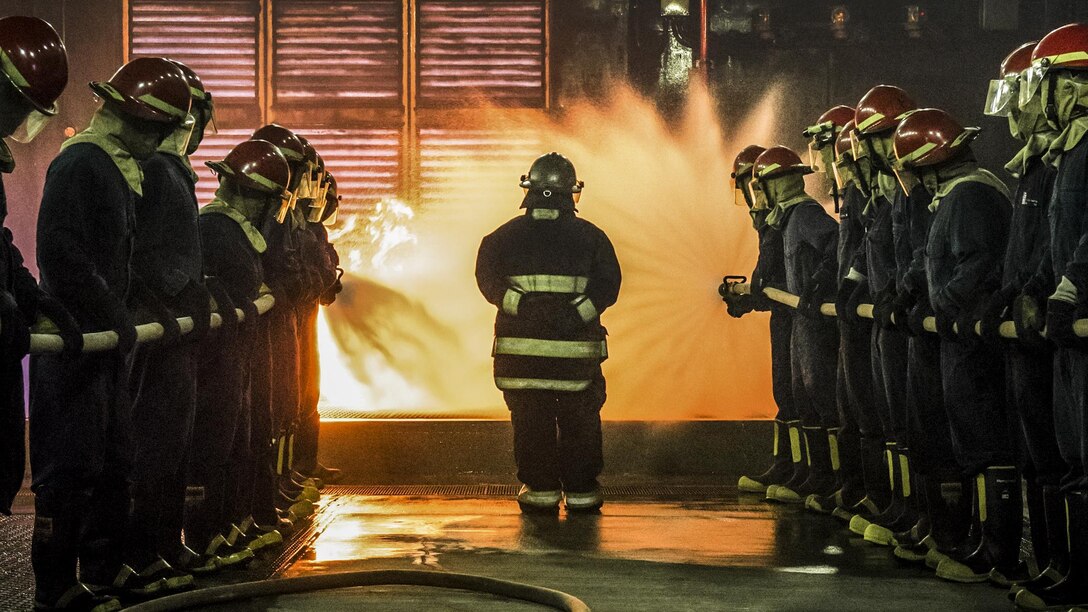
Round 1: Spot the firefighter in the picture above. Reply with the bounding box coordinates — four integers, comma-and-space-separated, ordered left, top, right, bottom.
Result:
186, 139, 292, 573
749, 146, 840, 505
124, 60, 214, 590
30, 57, 191, 608
0, 16, 81, 521
980, 41, 1068, 592
801, 106, 880, 518
1015, 23, 1088, 612
729, 145, 804, 499
475, 152, 621, 513
891, 108, 1019, 584
828, 120, 892, 527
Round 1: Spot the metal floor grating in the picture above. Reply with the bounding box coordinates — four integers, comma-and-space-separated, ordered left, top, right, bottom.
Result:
0, 516, 35, 610
326, 484, 737, 498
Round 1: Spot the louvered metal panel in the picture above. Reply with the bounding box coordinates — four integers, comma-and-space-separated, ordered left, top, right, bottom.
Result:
273, 1, 403, 108
129, 1, 260, 105
297, 128, 402, 213
417, 1, 545, 108
189, 128, 260, 206
418, 127, 543, 206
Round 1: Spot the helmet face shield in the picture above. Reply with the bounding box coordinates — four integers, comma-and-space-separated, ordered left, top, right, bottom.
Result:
747, 178, 769, 211
1020, 60, 1050, 109
9, 107, 53, 143
984, 75, 1020, 117
892, 163, 919, 194
832, 157, 853, 191
276, 190, 296, 224
807, 142, 824, 174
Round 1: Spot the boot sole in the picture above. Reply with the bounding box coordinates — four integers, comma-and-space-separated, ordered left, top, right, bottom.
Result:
892, 545, 928, 563
935, 559, 991, 583
863, 524, 895, 546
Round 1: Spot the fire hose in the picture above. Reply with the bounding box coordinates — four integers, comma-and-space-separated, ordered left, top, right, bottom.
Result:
124, 569, 591, 612
11, 294, 276, 355
729, 283, 1088, 340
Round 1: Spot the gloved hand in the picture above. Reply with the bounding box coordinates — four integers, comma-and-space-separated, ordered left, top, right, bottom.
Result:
725, 293, 755, 318
934, 308, 959, 342
1046, 298, 1080, 348
0, 290, 30, 361
907, 301, 933, 337
1012, 292, 1048, 348
176, 279, 213, 342
205, 277, 238, 340
320, 268, 344, 306
556, 302, 588, 335
517, 294, 557, 324
110, 304, 138, 355
871, 289, 898, 330
835, 278, 859, 323
978, 288, 1014, 344
35, 293, 83, 360
956, 307, 980, 345
797, 270, 834, 319
130, 276, 181, 347
239, 297, 259, 327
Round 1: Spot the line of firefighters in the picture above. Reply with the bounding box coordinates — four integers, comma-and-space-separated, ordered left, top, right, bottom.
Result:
0, 17, 346, 612
722, 23, 1088, 612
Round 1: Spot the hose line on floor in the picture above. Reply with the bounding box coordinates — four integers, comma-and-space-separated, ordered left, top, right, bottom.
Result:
124, 569, 591, 612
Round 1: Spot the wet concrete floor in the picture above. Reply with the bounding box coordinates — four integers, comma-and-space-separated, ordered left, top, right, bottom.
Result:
208, 491, 1012, 611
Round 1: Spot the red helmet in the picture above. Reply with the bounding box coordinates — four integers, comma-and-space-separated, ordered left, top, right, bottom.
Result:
90, 57, 190, 124
297, 134, 319, 166
730, 145, 766, 179
251, 124, 306, 164
206, 139, 291, 196
1001, 41, 1037, 77
803, 105, 855, 142
1032, 23, 1088, 71
0, 16, 68, 116
893, 108, 979, 169
166, 59, 209, 105
855, 85, 917, 136
835, 120, 857, 159
753, 146, 813, 180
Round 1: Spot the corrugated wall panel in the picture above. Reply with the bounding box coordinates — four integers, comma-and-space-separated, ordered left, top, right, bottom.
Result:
418, 127, 542, 206
417, 1, 545, 108
297, 128, 402, 213
273, 1, 403, 107
129, 1, 260, 105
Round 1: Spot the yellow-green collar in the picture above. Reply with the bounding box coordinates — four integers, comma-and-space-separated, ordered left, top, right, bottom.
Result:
199, 197, 268, 253
929, 168, 1011, 213
1006, 131, 1059, 178
1044, 116, 1088, 168
60, 113, 144, 195
765, 194, 810, 229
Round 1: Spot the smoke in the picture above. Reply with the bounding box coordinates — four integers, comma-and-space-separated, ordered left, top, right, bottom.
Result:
320, 79, 786, 420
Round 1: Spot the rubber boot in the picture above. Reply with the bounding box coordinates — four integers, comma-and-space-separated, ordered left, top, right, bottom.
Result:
182, 471, 227, 556
738, 420, 793, 494
993, 481, 1051, 588
891, 472, 932, 564
865, 447, 919, 546
923, 480, 972, 570
770, 426, 830, 503
1015, 490, 1088, 610
1009, 485, 1069, 600
833, 436, 887, 525
805, 428, 845, 514
766, 421, 807, 503
937, 466, 1023, 583
517, 484, 561, 514
32, 487, 85, 608
851, 442, 897, 536
33, 583, 121, 612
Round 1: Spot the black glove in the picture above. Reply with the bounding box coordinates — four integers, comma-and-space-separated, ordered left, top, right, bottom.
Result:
907, 301, 933, 337
1046, 298, 1080, 348
978, 288, 1014, 345
0, 291, 30, 361
130, 276, 181, 347
239, 297, 259, 327
175, 279, 213, 342
205, 277, 238, 340
871, 289, 898, 330
835, 278, 858, 323
517, 293, 556, 324
934, 308, 958, 342
36, 293, 83, 360
1012, 292, 1048, 349
797, 270, 833, 319
725, 293, 755, 318
556, 301, 589, 334
110, 304, 138, 355
320, 268, 344, 306
956, 307, 981, 345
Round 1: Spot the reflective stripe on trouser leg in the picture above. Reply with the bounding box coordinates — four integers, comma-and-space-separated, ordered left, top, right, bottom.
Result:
789, 422, 803, 463
977, 473, 987, 523
886, 443, 897, 490
773, 421, 780, 456
829, 428, 841, 472
899, 451, 911, 498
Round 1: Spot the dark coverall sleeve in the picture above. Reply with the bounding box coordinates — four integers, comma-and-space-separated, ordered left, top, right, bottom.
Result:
36, 153, 127, 327
201, 221, 258, 307
4, 228, 42, 315
584, 231, 621, 315
132, 157, 192, 298
475, 232, 508, 308
932, 191, 1009, 314
803, 207, 840, 289
1066, 210, 1088, 292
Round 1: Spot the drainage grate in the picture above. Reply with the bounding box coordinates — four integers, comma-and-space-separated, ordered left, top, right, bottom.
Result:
0, 515, 35, 611
326, 484, 737, 498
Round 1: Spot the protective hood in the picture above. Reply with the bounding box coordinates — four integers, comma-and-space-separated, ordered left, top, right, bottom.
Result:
521, 189, 576, 212
198, 184, 268, 253
1043, 72, 1088, 132
750, 207, 769, 231
0, 139, 13, 174
1044, 115, 1088, 168
764, 173, 810, 229
289, 204, 307, 231
156, 118, 199, 183
60, 106, 148, 195
925, 162, 1011, 213
1006, 132, 1058, 178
